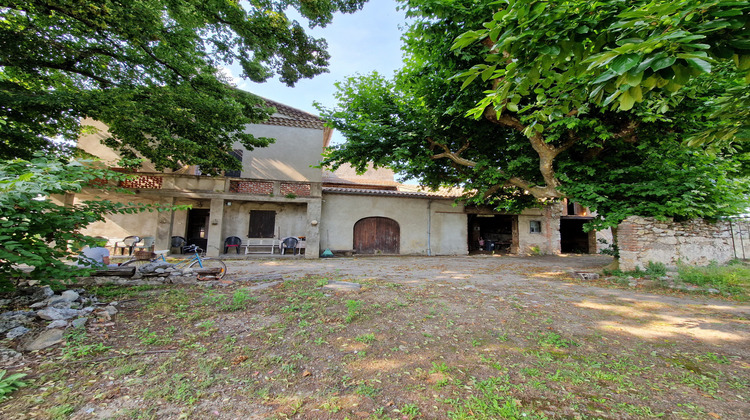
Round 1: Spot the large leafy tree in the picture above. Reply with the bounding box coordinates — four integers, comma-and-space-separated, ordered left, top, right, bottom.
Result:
319, 0, 750, 227
0, 155, 178, 283
1, 0, 366, 172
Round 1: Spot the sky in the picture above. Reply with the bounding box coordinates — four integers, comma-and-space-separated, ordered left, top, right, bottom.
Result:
225, 1, 408, 145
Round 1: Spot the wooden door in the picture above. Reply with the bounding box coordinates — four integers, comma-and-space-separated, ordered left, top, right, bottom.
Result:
353, 217, 400, 254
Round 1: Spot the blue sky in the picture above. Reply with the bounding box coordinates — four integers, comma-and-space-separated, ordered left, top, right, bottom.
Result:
226, 1, 408, 145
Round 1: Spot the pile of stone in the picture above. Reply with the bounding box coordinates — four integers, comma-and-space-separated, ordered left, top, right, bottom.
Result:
137, 261, 194, 278
0, 285, 120, 359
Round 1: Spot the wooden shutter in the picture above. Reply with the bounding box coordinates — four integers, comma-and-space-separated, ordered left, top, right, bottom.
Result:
248, 210, 275, 238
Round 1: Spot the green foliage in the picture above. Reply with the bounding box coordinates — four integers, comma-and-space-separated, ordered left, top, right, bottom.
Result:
645, 261, 667, 277
355, 333, 376, 344
0, 0, 366, 170
678, 261, 750, 295
320, 0, 750, 229
0, 155, 176, 282
0, 369, 27, 402
63, 326, 111, 359
344, 299, 362, 323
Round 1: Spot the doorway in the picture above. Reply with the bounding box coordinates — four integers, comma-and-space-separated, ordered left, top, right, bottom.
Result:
186, 209, 210, 251
468, 214, 517, 253
559, 218, 592, 253
353, 217, 400, 254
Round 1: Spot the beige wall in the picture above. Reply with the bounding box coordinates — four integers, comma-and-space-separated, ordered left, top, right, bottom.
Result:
53, 193, 161, 248
239, 123, 324, 183
219, 202, 308, 240
321, 193, 468, 255
517, 206, 561, 255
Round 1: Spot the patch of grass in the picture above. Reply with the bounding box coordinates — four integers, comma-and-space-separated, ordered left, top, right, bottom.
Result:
220, 289, 257, 311
0, 369, 27, 402
355, 383, 380, 398
430, 361, 451, 373
345, 299, 363, 323
678, 261, 750, 297
534, 331, 578, 349
88, 284, 168, 299
47, 404, 75, 419
62, 326, 111, 359
399, 403, 421, 419
355, 333, 376, 344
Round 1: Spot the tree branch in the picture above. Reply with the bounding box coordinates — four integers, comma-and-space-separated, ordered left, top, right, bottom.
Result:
427, 138, 477, 167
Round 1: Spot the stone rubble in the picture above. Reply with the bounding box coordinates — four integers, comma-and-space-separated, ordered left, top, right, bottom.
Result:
0, 285, 122, 354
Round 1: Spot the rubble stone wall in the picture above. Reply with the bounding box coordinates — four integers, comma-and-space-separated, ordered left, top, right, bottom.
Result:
618, 216, 750, 270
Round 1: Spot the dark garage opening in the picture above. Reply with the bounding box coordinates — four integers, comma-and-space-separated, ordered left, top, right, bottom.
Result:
468, 214, 516, 253
560, 218, 591, 253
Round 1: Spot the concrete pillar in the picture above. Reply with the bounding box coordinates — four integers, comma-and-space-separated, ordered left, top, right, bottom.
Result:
63, 193, 75, 207
206, 198, 225, 257
155, 197, 175, 252
305, 199, 322, 259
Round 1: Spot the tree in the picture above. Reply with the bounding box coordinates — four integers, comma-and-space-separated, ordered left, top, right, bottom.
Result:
0, 155, 178, 284
319, 0, 750, 228
0, 0, 366, 172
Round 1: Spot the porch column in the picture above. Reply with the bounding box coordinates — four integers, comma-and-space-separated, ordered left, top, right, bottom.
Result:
305, 199, 322, 259
206, 198, 225, 257
155, 197, 175, 252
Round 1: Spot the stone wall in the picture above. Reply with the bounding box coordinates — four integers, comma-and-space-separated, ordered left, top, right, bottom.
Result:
618, 216, 750, 271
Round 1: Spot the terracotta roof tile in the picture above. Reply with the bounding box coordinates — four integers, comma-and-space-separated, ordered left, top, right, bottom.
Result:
323, 186, 463, 199
260, 98, 325, 130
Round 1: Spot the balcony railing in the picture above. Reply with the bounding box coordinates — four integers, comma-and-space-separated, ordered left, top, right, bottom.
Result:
115, 172, 321, 197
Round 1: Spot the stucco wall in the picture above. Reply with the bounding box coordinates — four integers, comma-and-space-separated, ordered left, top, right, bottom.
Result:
218, 202, 308, 240
239, 123, 323, 183
320, 193, 468, 255
517, 206, 561, 255
618, 216, 749, 270
53, 193, 161, 248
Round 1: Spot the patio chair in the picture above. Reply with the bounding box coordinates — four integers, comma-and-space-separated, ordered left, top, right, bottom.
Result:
224, 236, 242, 254
114, 235, 141, 255
170, 236, 186, 254
280, 237, 299, 255
134, 236, 155, 253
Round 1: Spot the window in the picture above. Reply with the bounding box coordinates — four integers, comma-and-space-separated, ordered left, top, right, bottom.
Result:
248, 210, 276, 238
225, 149, 243, 178
529, 220, 542, 233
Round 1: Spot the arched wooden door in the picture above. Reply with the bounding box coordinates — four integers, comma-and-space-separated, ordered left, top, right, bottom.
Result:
353, 217, 400, 255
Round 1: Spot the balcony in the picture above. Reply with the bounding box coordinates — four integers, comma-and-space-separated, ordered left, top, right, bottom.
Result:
113, 172, 322, 199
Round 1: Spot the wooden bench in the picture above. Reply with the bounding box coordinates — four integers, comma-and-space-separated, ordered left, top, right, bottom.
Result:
243, 238, 279, 255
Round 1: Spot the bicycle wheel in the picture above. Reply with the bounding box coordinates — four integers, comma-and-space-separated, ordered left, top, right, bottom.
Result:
188, 258, 227, 279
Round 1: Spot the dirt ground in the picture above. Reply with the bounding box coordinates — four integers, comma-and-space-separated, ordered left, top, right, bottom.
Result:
3, 255, 750, 419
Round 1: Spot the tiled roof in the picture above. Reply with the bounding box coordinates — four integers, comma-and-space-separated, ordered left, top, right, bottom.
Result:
261, 98, 326, 130
323, 186, 464, 199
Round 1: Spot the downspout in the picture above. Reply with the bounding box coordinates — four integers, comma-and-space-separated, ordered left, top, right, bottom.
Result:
427, 199, 432, 256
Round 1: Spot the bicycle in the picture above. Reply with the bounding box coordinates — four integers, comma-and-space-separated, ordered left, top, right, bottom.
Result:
121, 245, 227, 279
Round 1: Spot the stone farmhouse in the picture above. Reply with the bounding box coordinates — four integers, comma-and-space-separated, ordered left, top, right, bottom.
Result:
68, 98, 612, 259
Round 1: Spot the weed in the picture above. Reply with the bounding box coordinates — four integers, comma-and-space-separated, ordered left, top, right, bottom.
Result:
355, 383, 380, 398
47, 404, 75, 419
62, 326, 111, 359
0, 369, 27, 401
399, 403, 421, 419
645, 261, 667, 277
313, 337, 328, 345
355, 333, 376, 344
222, 289, 256, 311
345, 299, 363, 323
430, 361, 451, 373
281, 363, 296, 374
320, 396, 341, 413
535, 331, 578, 349
678, 261, 750, 297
